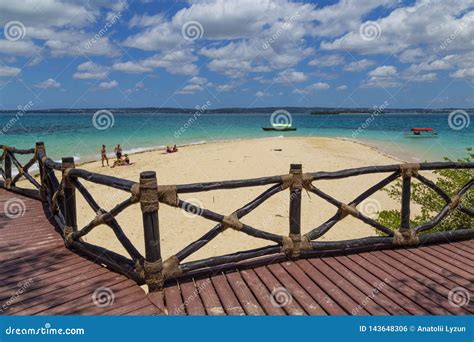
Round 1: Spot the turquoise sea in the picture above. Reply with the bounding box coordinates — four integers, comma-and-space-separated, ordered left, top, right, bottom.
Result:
0, 112, 472, 166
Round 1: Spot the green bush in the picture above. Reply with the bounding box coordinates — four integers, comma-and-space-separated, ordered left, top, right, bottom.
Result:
377, 148, 473, 233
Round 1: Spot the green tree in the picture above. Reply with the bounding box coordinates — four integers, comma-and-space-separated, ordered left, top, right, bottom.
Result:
377, 148, 473, 233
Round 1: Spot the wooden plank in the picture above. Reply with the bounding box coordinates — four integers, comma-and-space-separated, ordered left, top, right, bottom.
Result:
309, 258, 389, 315
8, 270, 120, 315
267, 263, 326, 315
376, 251, 471, 315
447, 242, 474, 257
195, 278, 225, 316
281, 261, 346, 315
295, 259, 366, 315
348, 254, 446, 315
357, 253, 452, 315
417, 246, 473, 274
336, 255, 426, 315
429, 244, 474, 265
226, 271, 264, 315
324, 257, 409, 315
408, 248, 473, 280
390, 249, 473, 291
211, 274, 245, 315
441, 243, 474, 262
164, 284, 185, 315
253, 265, 306, 315
239, 269, 285, 315
180, 280, 206, 315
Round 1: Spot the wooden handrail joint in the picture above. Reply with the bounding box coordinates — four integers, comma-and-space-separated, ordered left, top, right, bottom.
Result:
393, 229, 419, 246
400, 163, 420, 178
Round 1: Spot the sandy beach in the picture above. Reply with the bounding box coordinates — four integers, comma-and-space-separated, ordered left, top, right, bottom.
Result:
56, 136, 403, 262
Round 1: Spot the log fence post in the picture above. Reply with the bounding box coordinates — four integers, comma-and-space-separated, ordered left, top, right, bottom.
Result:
4, 149, 11, 189
140, 171, 163, 292
35, 142, 47, 200
288, 163, 303, 258
62, 157, 77, 247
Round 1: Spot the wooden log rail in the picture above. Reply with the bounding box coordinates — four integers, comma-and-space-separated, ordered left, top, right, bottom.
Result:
0, 142, 473, 292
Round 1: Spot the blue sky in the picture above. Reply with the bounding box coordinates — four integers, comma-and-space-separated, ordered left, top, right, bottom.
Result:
0, 0, 473, 110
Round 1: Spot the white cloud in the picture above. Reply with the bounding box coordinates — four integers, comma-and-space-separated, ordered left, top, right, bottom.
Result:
293, 82, 330, 94
256, 90, 271, 97
274, 69, 307, 84
177, 76, 209, 94
0, 65, 21, 77
363, 65, 400, 88
35, 78, 61, 89
98, 80, 118, 89
343, 59, 374, 72
368, 65, 397, 77
450, 68, 474, 79
73, 62, 109, 80
320, 1, 474, 59
112, 61, 153, 74
336, 85, 348, 91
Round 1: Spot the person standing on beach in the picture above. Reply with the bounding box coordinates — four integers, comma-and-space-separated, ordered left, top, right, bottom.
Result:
101, 144, 109, 167
114, 144, 122, 159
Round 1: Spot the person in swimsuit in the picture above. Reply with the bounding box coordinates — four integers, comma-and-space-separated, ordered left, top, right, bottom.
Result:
101, 145, 109, 167
114, 144, 122, 159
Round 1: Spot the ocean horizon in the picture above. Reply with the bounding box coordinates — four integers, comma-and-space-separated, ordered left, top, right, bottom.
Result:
1, 111, 471, 166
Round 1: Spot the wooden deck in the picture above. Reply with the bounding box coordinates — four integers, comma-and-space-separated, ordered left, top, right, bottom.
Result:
0, 189, 162, 315
1, 189, 472, 315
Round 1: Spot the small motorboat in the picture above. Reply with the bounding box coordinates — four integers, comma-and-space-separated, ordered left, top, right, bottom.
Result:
404, 127, 438, 138
262, 123, 297, 131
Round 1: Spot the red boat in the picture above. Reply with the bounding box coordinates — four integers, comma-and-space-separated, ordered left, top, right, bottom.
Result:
405, 127, 438, 138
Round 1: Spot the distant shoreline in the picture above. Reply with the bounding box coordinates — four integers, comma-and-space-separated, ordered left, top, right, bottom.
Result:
0, 107, 473, 114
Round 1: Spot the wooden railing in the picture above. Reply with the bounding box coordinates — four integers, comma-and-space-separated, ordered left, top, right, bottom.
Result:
0, 142, 473, 292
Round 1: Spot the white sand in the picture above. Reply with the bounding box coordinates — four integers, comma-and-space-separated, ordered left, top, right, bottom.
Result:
67, 136, 405, 262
